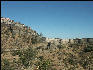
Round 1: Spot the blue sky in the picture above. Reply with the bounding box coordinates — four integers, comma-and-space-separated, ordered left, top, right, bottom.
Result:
1, 1, 93, 39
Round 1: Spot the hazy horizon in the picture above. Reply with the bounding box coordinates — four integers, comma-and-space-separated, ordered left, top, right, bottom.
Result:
1, 1, 93, 39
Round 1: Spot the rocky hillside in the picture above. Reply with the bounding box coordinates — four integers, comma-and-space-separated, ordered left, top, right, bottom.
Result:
1, 17, 93, 70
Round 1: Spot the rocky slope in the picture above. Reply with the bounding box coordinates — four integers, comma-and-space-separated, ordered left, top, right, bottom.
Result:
1, 17, 93, 70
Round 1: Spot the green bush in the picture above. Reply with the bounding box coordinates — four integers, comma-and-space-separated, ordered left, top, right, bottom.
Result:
1, 59, 14, 70
31, 37, 37, 44
31, 35, 44, 44
19, 47, 37, 68
12, 50, 21, 56
84, 45, 93, 52
57, 45, 62, 49
68, 58, 74, 65
38, 56, 44, 61
79, 60, 89, 69
12, 47, 37, 68
36, 59, 52, 70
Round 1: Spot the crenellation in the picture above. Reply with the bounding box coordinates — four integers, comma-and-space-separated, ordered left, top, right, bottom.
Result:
46, 38, 93, 45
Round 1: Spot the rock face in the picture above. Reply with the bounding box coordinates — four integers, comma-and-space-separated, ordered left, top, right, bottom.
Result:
1, 17, 93, 70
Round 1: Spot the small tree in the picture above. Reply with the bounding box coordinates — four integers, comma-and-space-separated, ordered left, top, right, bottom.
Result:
39, 32, 43, 37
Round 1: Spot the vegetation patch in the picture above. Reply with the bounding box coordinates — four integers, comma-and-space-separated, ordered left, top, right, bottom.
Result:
83, 45, 93, 52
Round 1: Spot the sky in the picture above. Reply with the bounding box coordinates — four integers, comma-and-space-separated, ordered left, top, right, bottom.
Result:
1, 1, 93, 39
